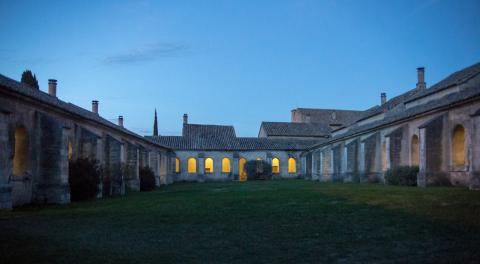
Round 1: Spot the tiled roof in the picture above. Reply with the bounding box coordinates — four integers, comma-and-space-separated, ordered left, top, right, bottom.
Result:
292, 108, 364, 126
147, 135, 324, 151
310, 75, 480, 150
0, 73, 169, 149
183, 123, 236, 138
260, 121, 331, 137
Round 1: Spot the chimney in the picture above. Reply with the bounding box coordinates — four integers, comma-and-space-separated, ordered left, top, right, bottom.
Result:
48, 79, 57, 97
416, 67, 426, 90
118, 116, 124, 127
381, 92, 387, 105
183, 113, 188, 124
92, 100, 99, 114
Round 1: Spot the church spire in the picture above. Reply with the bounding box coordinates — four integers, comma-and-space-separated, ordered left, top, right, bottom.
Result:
153, 109, 158, 136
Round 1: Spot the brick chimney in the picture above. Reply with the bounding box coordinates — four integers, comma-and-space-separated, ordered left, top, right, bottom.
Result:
48, 79, 57, 97
183, 113, 188, 124
118, 116, 124, 127
92, 100, 99, 114
381, 92, 387, 105
416, 67, 426, 90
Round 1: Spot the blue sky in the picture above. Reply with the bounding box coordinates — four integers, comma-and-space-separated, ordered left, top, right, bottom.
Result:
1, 0, 479, 136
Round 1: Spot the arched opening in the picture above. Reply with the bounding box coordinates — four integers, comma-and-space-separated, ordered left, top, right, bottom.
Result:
288, 158, 296, 173
175, 158, 180, 173
13, 126, 28, 176
272, 158, 280, 174
188, 158, 197, 174
411, 135, 419, 166
205, 158, 214, 173
382, 141, 387, 171
452, 125, 466, 166
239, 158, 247, 182
222, 158, 231, 173
68, 141, 73, 161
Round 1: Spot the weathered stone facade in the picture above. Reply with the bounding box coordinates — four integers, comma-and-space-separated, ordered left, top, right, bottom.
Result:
0, 75, 173, 209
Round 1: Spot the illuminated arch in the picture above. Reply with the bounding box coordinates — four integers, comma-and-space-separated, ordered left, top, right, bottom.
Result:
239, 158, 247, 181
13, 126, 28, 176
382, 141, 387, 171
411, 135, 419, 166
68, 141, 73, 161
205, 158, 214, 173
272, 158, 280, 174
188, 158, 197, 174
452, 125, 466, 166
222, 158, 231, 173
175, 158, 180, 173
288, 157, 296, 173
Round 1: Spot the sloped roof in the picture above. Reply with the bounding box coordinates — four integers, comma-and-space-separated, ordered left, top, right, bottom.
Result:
292, 108, 364, 126
260, 121, 331, 137
147, 135, 324, 151
183, 123, 236, 138
0, 73, 169, 149
405, 62, 480, 103
310, 74, 480, 150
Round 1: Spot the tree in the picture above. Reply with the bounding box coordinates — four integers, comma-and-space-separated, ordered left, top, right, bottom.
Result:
153, 109, 159, 136
244, 160, 272, 180
21, 70, 39, 89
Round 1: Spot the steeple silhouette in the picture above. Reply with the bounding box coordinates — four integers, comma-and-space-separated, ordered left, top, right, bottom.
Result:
153, 109, 158, 136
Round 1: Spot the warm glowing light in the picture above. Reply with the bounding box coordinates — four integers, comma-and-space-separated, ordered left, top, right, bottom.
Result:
205, 158, 214, 173
453, 125, 465, 166
222, 158, 231, 173
68, 142, 73, 161
256, 157, 262, 160
188, 158, 197, 173
239, 158, 247, 182
288, 158, 296, 173
411, 135, 419, 166
175, 158, 180, 173
13, 126, 28, 176
272, 158, 280, 173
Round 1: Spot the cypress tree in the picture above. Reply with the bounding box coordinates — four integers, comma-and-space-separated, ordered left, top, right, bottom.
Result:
21, 70, 39, 89
153, 109, 158, 136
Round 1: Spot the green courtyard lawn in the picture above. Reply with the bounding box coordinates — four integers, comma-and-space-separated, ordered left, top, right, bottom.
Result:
1, 180, 480, 263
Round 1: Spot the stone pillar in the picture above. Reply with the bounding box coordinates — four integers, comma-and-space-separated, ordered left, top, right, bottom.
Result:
319, 151, 323, 181
359, 142, 365, 176
95, 136, 104, 198
198, 155, 205, 182
0, 111, 12, 209
418, 128, 427, 187
232, 153, 239, 181
469, 113, 480, 190
312, 152, 318, 181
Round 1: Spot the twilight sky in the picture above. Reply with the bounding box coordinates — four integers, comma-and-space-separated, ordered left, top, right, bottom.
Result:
0, 0, 479, 136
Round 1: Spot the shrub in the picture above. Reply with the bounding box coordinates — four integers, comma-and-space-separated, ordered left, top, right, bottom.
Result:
385, 166, 419, 186
140, 166, 156, 191
69, 158, 101, 201
244, 160, 272, 180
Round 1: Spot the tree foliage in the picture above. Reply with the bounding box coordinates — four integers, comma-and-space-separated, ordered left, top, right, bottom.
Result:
385, 166, 419, 186
244, 160, 272, 180
21, 70, 39, 89
69, 158, 101, 201
140, 166, 156, 191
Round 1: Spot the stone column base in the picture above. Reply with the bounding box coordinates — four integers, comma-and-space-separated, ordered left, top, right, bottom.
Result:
0, 184, 12, 210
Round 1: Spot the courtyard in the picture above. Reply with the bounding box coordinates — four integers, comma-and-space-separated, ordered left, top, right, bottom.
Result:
1, 180, 479, 263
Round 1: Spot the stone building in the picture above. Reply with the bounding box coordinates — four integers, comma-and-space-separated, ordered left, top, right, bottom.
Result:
1, 61, 479, 209
147, 115, 322, 182
0, 75, 173, 209
305, 63, 480, 189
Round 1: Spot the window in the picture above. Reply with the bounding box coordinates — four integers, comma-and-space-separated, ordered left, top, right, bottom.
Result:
175, 158, 180, 173
239, 158, 247, 181
288, 158, 296, 173
272, 158, 280, 174
13, 126, 28, 176
452, 125, 466, 166
222, 158, 231, 173
205, 158, 214, 173
188, 158, 197, 174
411, 135, 419, 166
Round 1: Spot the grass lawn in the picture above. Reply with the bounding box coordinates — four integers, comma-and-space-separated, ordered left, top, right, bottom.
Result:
1, 180, 480, 263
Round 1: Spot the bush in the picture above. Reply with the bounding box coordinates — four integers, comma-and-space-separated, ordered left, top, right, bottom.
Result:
140, 166, 156, 191
69, 158, 101, 201
244, 160, 272, 180
385, 166, 419, 186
